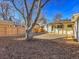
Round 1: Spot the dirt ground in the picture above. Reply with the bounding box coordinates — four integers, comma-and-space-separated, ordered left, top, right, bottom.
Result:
0, 37, 79, 59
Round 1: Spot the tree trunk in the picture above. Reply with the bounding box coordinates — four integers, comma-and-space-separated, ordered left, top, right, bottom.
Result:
26, 30, 33, 41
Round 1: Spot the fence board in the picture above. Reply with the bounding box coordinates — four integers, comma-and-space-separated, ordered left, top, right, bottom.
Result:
0, 25, 25, 37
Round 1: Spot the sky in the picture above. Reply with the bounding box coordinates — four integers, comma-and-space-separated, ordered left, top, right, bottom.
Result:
42, 0, 79, 23
0, 0, 79, 23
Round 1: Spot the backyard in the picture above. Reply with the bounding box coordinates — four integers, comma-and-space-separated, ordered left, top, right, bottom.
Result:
0, 33, 79, 59
0, 0, 79, 59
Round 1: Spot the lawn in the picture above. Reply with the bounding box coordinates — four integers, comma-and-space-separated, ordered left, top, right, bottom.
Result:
0, 37, 79, 59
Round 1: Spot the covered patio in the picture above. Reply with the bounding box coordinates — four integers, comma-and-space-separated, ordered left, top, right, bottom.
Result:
46, 20, 74, 37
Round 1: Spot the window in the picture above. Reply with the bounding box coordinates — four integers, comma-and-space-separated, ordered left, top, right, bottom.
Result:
67, 25, 72, 28
52, 26, 53, 30
57, 25, 63, 28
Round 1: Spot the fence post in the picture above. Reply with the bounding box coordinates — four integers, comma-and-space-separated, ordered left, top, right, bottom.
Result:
17, 27, 18, 36
5, 27, 7, 36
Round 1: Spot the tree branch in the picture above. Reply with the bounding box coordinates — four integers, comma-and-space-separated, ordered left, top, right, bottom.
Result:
41, 0, 50, 8
29, 0, 50, 31
24, 0, 29, 15
11, 0, 26, 24
27, 0, 36, 27
29, 0, 41, 31
29, 0, 36, 15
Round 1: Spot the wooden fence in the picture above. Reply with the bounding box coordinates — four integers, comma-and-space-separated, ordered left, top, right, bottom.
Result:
0, 24, 25, 37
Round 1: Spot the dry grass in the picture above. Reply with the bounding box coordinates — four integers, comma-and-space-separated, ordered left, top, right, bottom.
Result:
0, 37, 79, 59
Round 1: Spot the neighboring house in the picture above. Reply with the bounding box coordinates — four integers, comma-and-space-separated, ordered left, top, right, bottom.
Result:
44, 23, 52, 32
72, 13, 79, 41
44, 13, 79, 41
33, 16, 47, 33
33, 24, 45, 33
45, 19, 74, 36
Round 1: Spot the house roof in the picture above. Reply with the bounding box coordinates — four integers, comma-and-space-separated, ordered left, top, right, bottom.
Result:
48, 19, 74, 26
72, 13, 79, 22
53, 19, 74, 24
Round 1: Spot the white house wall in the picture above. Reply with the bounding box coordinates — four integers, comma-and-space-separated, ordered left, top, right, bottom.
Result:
73, 18, 79, 41
43, 25, 48, 31
77, 20, 79, 41
44, 24, 73, 36
48, 26, 52, 32
74, 21, 77, 39
59, 29, 63, 34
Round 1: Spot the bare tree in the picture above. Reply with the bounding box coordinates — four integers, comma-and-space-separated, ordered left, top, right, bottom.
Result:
37, 15, 47, 27
0, 1, 12, 20
54, 13, 62, 21
4, 0, 50, 40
